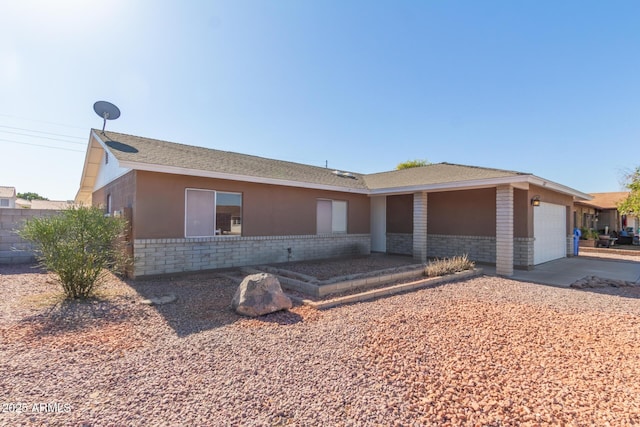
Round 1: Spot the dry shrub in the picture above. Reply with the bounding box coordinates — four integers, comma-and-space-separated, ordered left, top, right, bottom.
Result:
425, 254, 475, 277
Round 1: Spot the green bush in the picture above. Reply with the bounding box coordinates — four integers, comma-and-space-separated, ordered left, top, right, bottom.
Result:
579, 227, 599, 240
19, 206, 130, 299
425, 254, 475, 277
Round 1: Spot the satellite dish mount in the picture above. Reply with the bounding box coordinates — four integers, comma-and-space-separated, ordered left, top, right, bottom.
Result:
93, 101, 121, 133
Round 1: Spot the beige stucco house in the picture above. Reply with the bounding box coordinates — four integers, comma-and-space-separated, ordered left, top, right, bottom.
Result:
0, 186, 17, 208
76, 129, 591, 278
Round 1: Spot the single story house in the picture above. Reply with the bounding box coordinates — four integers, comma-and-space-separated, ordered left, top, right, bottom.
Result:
0, 186, 75, 210
75, 129, 591, 278
574, 192, 638, 236
0, 186, 17, 208
15, 199, 77, 209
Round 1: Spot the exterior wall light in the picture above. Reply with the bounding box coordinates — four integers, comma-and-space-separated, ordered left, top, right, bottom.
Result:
531, 196, 541, 207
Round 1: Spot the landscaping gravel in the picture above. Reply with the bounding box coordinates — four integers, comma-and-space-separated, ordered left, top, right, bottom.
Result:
3, 262, 640, 425
271, 254, 418, 281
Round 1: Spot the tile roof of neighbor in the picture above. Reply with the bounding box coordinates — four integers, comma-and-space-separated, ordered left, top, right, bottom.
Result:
580, 192, 630, 209
94, 130, 528, 191
16, 199, 75, 209
0, 186, 16, 198
30, 200, 77, 210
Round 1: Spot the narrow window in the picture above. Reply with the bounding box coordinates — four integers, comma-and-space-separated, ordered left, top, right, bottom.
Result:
216, 192, 242, 236
185, 189, 215, 237
331, 200, 347, 233
317, 200, 332, 234
106, 194, 112, 214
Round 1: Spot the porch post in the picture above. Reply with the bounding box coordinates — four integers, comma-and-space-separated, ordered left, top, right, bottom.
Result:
496, 185, 514, 276
413, 192, 428, 263
370, 196, 387, 253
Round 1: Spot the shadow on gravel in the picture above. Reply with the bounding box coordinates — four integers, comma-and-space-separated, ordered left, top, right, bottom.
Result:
240, 308, 305, 326
18, 296, 135, 337
0, 263, 47, 275
572, 286, 640, 300
126, 272, 248, 337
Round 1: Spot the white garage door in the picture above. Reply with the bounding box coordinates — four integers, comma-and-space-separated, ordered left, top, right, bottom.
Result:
534, 202, 567, 265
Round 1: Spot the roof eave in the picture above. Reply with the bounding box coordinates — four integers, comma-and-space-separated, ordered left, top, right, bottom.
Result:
74, 130, 104, 204
119, 161, 370, 194
367, 175, 531, 196
367, 175, 591, 199
526, 176, 592, 201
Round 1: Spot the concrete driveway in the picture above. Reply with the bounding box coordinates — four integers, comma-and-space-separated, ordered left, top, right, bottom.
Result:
485, 256, 640, 287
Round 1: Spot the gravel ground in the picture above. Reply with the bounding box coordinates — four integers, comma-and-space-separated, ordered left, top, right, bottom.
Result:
3, 262, 640, 426
270, 255, 418, 281
580, 251, 640, 262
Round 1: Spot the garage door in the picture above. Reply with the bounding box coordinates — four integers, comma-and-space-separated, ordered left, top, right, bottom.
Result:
534, 202, 567, 265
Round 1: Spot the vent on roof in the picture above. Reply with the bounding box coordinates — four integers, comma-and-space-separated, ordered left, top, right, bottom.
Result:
332, 170, 356, 179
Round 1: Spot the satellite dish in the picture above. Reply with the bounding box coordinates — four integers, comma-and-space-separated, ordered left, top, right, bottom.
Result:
93, 101, 121, 133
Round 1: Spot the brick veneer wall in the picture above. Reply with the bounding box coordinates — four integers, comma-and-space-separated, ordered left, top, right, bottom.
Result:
496, 185, 514, 276
427, 234, 497, 263
386, 233, 413, 255
386, 232, 535, 268
413, 192, 428, 263
0, 209, 63, 264
514, 237, 534, 267
133, 233, 371, 277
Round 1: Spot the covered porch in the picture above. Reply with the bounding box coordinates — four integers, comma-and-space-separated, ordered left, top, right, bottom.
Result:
369, 180, 581, 276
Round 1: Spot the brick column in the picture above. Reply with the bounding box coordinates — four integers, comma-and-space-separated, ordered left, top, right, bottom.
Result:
413, 192, 428, 263
496, 185, 514, 276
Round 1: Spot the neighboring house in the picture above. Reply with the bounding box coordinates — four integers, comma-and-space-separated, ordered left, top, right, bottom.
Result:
76, 129, 591, 278
0, 187, 74, 210
0, 189, 75, 265
574, 192, 638, 235
0, 186, 17, 208
15, 199, 77, 210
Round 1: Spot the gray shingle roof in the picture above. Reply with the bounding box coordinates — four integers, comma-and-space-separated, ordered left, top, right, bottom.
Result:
363, 163, 528, 190
96, 130, 369, 190
95, 130, 532, 192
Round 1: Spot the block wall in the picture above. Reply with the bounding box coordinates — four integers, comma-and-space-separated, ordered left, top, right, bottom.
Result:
387, 233, 534, 267
133, 234, 371, 277
427, 234, 497, 263
0, 209, 63, 264
386, 233, 413, 255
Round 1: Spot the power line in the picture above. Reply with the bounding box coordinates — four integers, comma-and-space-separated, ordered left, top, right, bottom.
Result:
0, 113, 87, 130
0, 138, 84, 153
0, 125, 85, 140
0, 129, 86, 145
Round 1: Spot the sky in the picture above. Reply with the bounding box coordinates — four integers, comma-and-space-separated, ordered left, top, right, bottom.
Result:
1, 1, 638, 201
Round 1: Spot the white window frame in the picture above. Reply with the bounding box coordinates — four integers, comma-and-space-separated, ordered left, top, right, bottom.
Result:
184, 188, 243, 238
317, 199, 347, 234
0, 199, 9, 207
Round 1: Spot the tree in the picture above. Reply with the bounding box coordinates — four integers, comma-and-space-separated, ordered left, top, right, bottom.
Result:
19, 206, 130, 299
396, 159, 430, 170
17, 192, 48, 201
618, 166, 640, 216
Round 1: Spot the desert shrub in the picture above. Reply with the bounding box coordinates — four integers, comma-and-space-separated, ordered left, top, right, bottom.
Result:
580, 228, 600, 240
425, 254, 475, 277
19, 206, 130, 299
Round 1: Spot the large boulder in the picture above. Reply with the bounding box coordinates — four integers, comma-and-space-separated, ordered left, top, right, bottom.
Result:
232, 273, 292, 317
